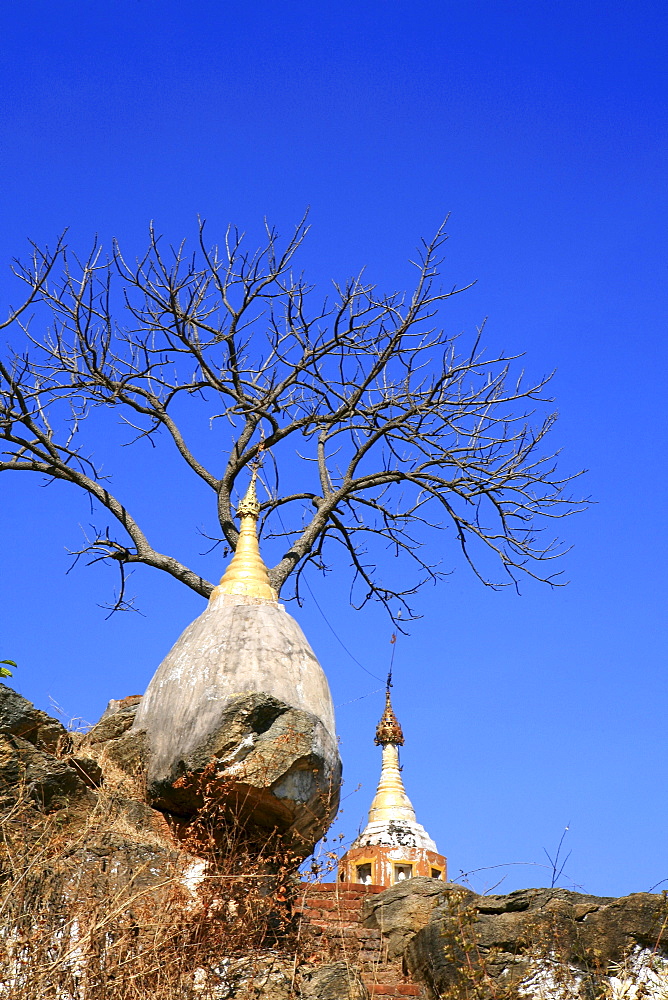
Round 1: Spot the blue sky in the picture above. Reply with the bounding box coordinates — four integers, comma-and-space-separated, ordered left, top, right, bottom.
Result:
1, 1, 666, 897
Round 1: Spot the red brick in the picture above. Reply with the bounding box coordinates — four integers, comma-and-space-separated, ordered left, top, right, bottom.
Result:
309, 898, 359, 911
316, 920, 357, 929
311, 898, 338, 911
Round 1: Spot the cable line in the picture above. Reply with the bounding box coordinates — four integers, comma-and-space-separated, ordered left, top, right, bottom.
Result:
269, 497, 385, 683
301, 574, 385, 682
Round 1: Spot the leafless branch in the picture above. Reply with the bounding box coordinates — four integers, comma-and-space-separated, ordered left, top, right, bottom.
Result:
0, 218, 587, 624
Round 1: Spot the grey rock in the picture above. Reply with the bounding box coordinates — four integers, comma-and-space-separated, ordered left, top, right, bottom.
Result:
99, 694, 143, 721
299, 962, 368, 1000
102, 728, 149, 776
400, 885, 668, 998
146, 691, 341, 853
362, 876, 454, 958
84, 697, 141, 745
65, 832, 183, 896
0, 687, 102, 810
66, 755, 104, 788
113, 795, 166, 833
208, 955, 297, 1000
0, 733, 95, 811
0, 682, 67, 753
132, 595, 341, 851
80, 698, 148, 779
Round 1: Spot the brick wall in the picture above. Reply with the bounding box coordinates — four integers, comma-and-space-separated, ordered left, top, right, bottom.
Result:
295, 883, 424, 999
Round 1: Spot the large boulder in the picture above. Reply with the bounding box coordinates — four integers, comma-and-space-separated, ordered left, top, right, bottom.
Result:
80, 694, 149, 777
141, 690, 341, 853
361, 876, 451, 958
0, 682, 68, 753
0, 733, 97, 811
299, 962, 368, 1000
132, 593, 341, 853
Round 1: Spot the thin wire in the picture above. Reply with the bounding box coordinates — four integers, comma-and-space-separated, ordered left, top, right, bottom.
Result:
335, 687, 385, 709
301, 574, 385, 682
269, 495, 385, 683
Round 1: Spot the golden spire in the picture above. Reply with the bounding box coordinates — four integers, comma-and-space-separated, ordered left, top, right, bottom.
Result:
375, 689, 404, 746
212, 473, 277, 602
367, 689, 416, 825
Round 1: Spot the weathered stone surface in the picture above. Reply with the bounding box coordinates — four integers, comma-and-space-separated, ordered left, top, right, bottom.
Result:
145, 691, 341, 853
0, 682, 67, 752
66, 754, 104, 788
362, 876, 452, 958
81, 697, 149, 779
132, 594, 341, 851
0, 686, 103, 810
0, 733, 95, 810
83, 696, 141, 744
99, 693, 143, 719
101, 727, 149, 776
201, 955, 296, 1000
397, 884, 668, 998
299, 961, 368, 1000
81, 706, 149, 779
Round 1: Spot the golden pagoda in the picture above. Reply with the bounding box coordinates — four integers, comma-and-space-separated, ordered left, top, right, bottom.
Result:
210, 472, 277, 602
338, 689, 447, 887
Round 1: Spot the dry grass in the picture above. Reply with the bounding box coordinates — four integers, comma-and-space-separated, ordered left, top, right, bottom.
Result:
0, 750, 312, 999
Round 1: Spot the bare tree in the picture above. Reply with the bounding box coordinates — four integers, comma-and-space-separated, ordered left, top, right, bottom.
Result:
0, 217, 584, 624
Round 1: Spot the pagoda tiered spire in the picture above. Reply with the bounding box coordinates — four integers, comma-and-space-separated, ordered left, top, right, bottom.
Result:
367, 688, 418, 828
214, 472, 277, 602
338, 684, 447, 887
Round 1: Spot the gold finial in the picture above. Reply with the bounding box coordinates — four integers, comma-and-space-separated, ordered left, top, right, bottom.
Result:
236, 473, 261, 519
212, 471, 277, 602
367, 689, 415, 825
375, 688, 404, 746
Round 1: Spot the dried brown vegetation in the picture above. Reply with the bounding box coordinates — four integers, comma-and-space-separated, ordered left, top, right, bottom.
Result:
0, 741, 312, 999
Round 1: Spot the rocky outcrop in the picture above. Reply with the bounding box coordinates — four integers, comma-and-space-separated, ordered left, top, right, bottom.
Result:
0, 682, 69, 753
132, 593, 342, 854
80, 693, 148, 777
6, 689, 668, 1000
190, 958, 368, 1000
0, 683, 102, 811
359, 879, 668, 998
0, 689, 365, 997
362, 876, 451, 959
0, 733, 97, 811
84, 694, 142, 744
0, 682, 167, 839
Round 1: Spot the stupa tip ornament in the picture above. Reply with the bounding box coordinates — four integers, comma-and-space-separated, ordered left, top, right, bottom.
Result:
212, 472, 277, 602
375, 689, 404, 746
235, 472, 261, 519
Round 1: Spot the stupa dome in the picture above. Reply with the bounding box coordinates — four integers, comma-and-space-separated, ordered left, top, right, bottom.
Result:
134, 591, 337, 781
